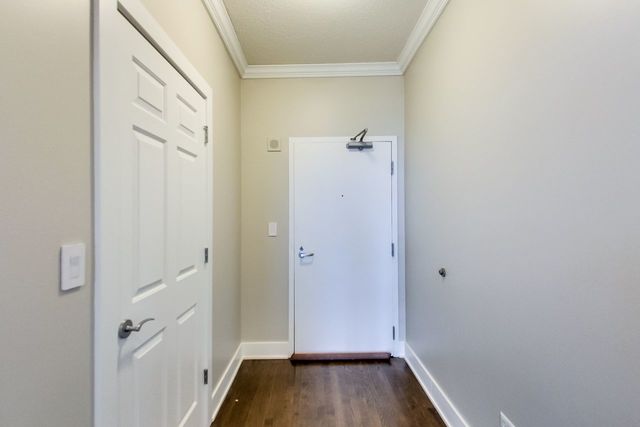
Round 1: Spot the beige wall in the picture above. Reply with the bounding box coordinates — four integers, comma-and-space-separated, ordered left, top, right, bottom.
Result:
0, 1, 92, 426
141, 0, 242, 385
240, 77, 404, 341
405, 0, 640, 425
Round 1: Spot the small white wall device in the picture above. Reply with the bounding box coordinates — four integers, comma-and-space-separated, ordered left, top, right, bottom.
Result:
267, 137, 281, 152
268, 222, 278, 237
61, 243, 86, 291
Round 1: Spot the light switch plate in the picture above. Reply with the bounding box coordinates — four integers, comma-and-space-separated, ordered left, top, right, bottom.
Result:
61, 243, 85, 291
268, 222, 278, 237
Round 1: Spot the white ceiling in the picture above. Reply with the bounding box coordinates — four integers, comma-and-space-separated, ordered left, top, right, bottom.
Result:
223, 0, 429, 65
202, 0, 449, 78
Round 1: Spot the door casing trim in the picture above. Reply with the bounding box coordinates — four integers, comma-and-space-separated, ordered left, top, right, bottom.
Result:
288, 136, 403, 357
93, 0, 215, 425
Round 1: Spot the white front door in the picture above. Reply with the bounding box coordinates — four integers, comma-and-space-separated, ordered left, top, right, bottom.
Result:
96, 9, 210, 427
292, 138, 396, 355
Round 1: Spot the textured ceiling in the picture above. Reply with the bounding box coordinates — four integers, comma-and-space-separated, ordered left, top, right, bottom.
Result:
223, 0, 429, 65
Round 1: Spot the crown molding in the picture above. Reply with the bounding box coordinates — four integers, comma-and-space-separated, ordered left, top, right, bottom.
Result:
201, 0, 448, 79
398, 0, 450, 72
201, 0, 247, 74
243, 62, 403, 79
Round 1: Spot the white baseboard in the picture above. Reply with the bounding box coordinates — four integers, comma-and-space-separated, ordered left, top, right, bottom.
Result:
209, 342, 289, 422
241, 341, 291, 359
404, 343, 469, 427
209, 344, 242, 422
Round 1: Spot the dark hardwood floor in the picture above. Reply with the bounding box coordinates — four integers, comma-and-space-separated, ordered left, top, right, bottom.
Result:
212, 358, 446, 427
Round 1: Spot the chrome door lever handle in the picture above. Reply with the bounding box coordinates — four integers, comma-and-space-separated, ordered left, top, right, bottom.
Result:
119, 318, 155, 339
298, 247, 315, 259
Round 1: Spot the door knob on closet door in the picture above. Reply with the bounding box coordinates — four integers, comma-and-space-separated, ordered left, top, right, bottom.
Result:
118, 318, 155, 339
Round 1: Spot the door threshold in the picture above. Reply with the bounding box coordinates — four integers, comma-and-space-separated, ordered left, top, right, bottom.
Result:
290, 352, 391, 362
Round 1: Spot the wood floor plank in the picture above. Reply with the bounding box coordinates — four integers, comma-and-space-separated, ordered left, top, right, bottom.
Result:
212, 358, 445, 427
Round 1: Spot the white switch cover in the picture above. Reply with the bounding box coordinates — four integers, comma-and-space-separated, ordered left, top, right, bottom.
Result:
61, 243, 85, 291
268, 222, 278, 237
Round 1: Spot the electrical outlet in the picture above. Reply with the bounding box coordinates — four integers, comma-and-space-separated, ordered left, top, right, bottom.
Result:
500, 412, 516, 427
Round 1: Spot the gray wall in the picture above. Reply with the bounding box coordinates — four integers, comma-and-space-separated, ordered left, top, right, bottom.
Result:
240, 77, 405, 342
404, 0, 640, 426
0, 1, 92, 425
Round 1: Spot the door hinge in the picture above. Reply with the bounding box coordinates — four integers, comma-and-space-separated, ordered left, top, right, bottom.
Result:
204, 248, 209, 264
392, 326, 396, 340
203, 369, 208, 385
203, 125, 209, 145
391, 161, 395, 175
391, 243, 395, 257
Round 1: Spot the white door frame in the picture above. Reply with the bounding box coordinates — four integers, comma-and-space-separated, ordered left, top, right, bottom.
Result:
93, 0, 214, 425
288, 136, 402, 357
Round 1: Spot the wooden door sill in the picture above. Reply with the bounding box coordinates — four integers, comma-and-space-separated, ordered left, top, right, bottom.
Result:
290, 352, 391, 362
